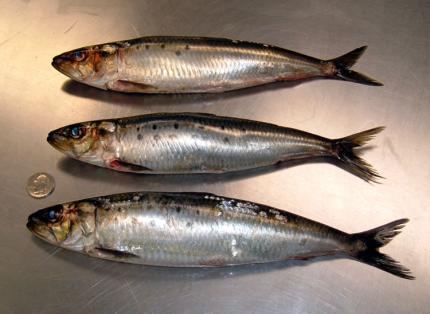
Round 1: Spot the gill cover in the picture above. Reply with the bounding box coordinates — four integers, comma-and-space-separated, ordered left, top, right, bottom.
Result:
27, 201, 98, 251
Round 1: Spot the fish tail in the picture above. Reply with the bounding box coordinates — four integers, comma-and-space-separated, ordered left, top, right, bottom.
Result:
351, 219, 414, 280
331, 126, 385, 183
326, 46, 383, 86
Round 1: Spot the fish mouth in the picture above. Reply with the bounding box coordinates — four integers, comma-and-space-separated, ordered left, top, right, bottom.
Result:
52, 55, 70, 76
47, 131, 58, 146
26, 213, 38, 231
51, 56, 63, 71
47, 131, 67, 152
26, 214, 45, 238
52, 55, 82, 80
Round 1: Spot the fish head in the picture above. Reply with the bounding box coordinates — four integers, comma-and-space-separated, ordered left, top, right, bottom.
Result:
47, 121, 117, 167
27, 201, 97, 251
52, 44, 118, 89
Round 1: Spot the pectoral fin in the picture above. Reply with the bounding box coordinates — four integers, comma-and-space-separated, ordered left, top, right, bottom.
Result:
106, 80, 157, 93
87, 247, 140, 261
109, 159, 152, 173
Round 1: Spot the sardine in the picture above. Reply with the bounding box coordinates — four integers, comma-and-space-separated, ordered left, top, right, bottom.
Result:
47, 113, 384, 182
52, 36, 382, 93
26, 191, 413, 279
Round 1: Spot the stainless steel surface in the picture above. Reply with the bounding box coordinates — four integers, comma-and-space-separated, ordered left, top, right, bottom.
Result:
0, 0, 428, 313
26, 172, 55, 199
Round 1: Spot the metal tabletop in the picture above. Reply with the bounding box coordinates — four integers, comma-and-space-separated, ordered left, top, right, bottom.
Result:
0, 0, 428, 313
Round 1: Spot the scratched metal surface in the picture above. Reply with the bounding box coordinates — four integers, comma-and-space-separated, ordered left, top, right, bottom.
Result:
0, 0, 428, 313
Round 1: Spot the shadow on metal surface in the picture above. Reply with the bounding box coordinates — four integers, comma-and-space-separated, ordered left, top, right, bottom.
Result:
31, 236, 344, 282
60, 78, 322, 108
56, 155, 370, 187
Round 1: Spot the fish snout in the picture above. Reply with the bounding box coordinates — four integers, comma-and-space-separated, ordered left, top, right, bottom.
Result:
51, 54, 82, 79
47, 131, 57, 145
26, 213, 40, 230
47, 131, 66, 152
51, 55, 66, 71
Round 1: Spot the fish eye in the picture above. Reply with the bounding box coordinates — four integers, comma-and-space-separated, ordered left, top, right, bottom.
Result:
69, 125, 85, 139
41, 206, 62, 222
71, 51, 86, 62
48, 210, 57, 220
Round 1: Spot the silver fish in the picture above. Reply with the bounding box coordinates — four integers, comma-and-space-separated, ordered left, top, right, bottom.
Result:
47, 113, 384, 182
52, 36, 382, 93
27, 191, 413, 279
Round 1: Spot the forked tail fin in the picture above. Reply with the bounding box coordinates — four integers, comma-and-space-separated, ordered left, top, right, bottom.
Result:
332, 127, 385, 183
351, 219, 414, 280
327, 46, 383, 86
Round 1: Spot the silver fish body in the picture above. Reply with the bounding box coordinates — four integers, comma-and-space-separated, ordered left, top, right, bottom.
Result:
27, 191, 413, 279
52, 36, 382, 93
113, 37, 319, 93
47, 113, 383, 182
117, 114, 329, 173
92, 192, 347, 266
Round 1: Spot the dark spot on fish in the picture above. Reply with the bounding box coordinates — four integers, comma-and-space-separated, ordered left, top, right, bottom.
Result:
176, 206, 181, 213
137, 126, 140, 131
99, 128, 107, 137
137, 134, 143, 140
174, 123, 179, 129
198, 125, 205, 130
185, 45, 190, 50
161, 44, 165, 49
146, 203, 153, 210
221, 125, 225, 130
186, 222, 192, 227
154, 135, 160, 141
196, 210, 200, 215
136, 45, 140, 50
242, 128, 246, 133
101, 51, 110, 58
145, 45, 150, 49
152, 124, 157, 130
175, 50, 181, 56
223, 137, 229, 143
299, 238, 307, 246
